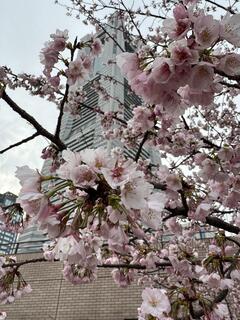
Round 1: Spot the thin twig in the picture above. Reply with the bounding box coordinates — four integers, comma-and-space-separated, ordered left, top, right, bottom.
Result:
205, 0, 235, 14
80, 102, 127, 126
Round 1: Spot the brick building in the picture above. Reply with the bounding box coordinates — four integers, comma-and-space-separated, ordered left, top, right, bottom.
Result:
3, 252, 142, 320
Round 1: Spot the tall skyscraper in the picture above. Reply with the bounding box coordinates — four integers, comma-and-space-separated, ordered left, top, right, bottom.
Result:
18, 17, 160, 251
0, 191, 18, 254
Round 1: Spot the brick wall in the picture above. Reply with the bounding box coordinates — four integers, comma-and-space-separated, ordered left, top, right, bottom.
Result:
3, 237, 238, 320
3, 253, 142, 320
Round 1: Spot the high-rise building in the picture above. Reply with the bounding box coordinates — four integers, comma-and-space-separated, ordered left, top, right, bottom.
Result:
18, 17, 160, 251
0, 191, 18, 254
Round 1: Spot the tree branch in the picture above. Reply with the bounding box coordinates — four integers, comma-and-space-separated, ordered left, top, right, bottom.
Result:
134, 131, 149, 162
55, 84, 69, 139
205, 0, 236, 14
3, 258, 171, 270
1, 91, 66, 151
192, 289, 229, 318
94, 3, 166, 19
79, 3, 125, 52
165, 206, 240, 234
80, 102, 127, 126
0, 132, 39, 154
215, 69, 240, 82
206, 216, 240, 234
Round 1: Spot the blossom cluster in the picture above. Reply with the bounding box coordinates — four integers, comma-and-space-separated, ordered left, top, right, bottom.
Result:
15, 147, 167, 282
117, 5, 240, 116
0, 204, 24, 234
0, 256, 32, 306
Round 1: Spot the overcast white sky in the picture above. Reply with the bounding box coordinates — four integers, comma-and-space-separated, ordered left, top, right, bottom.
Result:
0, 0, 94, 195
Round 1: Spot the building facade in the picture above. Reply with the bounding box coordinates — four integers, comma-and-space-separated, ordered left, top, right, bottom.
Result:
0, 191, 18, 254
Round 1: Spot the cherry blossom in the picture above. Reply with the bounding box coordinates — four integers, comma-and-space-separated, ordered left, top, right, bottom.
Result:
140, 288, 171, 318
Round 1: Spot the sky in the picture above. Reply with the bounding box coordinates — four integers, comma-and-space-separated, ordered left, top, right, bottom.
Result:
0, 0, 94, 195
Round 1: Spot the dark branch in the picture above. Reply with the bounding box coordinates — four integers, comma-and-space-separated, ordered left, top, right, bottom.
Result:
206, 216, 240, 234
165, 206, 240, 234
220, 81, 240, 90
0, 132, 39, 154
215, 69, 240, 82
1, 91, 66, 151
3, 258, 171, 270
55, 84, 69, 138
135, 132, 149, 162
205, 0, 236, 14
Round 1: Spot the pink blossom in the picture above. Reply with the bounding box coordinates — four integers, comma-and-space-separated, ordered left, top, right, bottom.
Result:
141, 288, 171, 318
52, 235, 86, 264
50, 29, 68, 51
116, 52, 140, 81
129, 106, 154, 133
15, 166, 45, 216
107, 225, 129, 246
178, 84, 214, 106
218, 53, 240, 76
141, 209, 163, 230
160, 90, 181, 112
112, 269, 135, 288
82, 56, 92, 70
57, 149, 82, 180
15, 165, 40, 187
220, 278, 233, 289
66, 58, 88, 86
91, 38, 102, 56
193, 203, 211, 221
194, 14, 220, 48
102, 160, 139, 189
150, 58, 174, 83
190, 63, 214, 91
40, 214, 60, 238
22, 284, 32, 294
220, 13, 240, 46
170, 257, 193, 277
173, 4, 188, 22
80, 147, 112, 173
224, 190, 240, 208
140, 192, 167, 229
166, 174, 182, 191
165, 217, 182, 234
120, 177, 153, 210
40, 45, 58, 69
209, 244, 221, 255
169, 39, 199, 65
70, 164, 96, 188
200, 272, 220, 288
0, 312, 6, 320
162, 18, 190, 40
49, 75, 60, 88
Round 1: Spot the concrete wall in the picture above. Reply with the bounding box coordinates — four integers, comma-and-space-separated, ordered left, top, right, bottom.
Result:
3, 253, 142, 320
